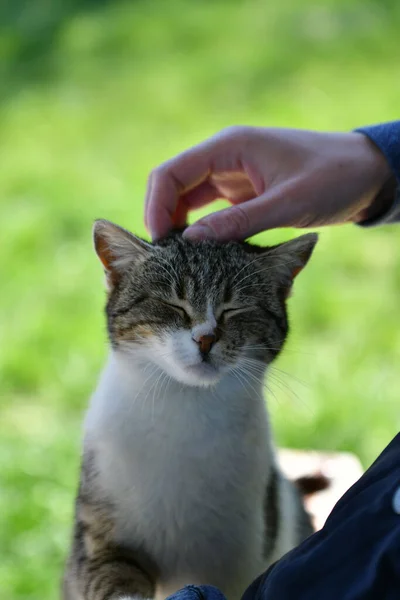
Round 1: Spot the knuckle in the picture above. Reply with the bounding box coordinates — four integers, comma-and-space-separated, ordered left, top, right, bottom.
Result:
228, 205, 250, 237
220, 125, 250, 140
150, 164, 168, 182
148, 167, 159, 184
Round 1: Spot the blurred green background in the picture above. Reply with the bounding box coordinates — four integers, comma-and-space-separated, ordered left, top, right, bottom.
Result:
1, 0, 400, 597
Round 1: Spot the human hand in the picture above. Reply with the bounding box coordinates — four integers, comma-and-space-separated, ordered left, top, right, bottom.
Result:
145, 126, 393, 241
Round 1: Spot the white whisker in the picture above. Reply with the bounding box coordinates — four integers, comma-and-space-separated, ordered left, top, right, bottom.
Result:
232, 365, 263, 400
127, 363, 158, 417
230, 254, 269, 286
151, 369, 165, 422
155, 260, 176, 287
233, 258, 299, 293
270, 365, 309, 388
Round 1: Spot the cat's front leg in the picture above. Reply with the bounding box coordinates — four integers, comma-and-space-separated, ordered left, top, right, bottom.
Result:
63, 494, 155, 600
64, 548, 154, 600
64, 547, 155, 600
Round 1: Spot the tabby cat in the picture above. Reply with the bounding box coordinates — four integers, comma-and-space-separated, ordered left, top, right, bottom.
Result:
63, 220, 317, 600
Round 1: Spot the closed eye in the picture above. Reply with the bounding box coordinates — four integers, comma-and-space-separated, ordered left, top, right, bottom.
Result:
157, 300, 190, 319
219, 307, 252, 320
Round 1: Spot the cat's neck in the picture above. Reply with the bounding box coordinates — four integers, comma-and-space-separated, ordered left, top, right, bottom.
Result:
85, 349, 269, 436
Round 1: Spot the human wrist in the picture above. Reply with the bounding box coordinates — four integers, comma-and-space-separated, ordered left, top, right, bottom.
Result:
351, 132, 394, 223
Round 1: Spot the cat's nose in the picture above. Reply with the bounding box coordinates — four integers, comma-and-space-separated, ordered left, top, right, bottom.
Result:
194, 334, 217, 355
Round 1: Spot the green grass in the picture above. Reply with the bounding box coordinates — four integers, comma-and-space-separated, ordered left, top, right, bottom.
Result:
1, 0, 400, 597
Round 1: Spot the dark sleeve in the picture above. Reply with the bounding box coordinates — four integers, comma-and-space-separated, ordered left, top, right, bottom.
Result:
355, 120, 400, 226
241, 433, 400, 600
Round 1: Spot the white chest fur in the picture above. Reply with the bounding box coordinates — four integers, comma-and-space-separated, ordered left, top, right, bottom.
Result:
84, 352, 273, 600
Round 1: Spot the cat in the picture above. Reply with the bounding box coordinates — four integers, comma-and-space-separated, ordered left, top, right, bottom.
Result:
63, 220, 318, 600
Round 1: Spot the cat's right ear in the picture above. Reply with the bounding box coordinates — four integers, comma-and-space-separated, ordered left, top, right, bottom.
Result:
93, 219, 153, 288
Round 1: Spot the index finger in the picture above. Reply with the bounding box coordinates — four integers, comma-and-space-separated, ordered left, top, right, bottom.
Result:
144, 142, 216, 240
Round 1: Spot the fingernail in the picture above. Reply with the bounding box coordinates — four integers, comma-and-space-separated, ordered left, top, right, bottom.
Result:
183, 224, 216, 240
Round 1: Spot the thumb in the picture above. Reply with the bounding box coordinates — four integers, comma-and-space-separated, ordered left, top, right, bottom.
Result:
183, 188, 295, 242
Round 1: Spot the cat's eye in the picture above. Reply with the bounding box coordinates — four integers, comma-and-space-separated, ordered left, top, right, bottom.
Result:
158, 300, 190, 320
219, 307, 245, 320
169, 304, 189, 319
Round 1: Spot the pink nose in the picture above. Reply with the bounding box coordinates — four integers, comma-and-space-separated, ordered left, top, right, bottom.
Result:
195, 334, 217, 355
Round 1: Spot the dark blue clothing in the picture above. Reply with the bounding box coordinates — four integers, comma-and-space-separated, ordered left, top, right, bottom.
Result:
356, 121, 400, 226
242, 433, 400, 600
166, 120, 400, 600
167, 586, 227, 600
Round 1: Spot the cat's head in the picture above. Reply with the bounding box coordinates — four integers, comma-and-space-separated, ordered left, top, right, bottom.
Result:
94, 220, 318, 387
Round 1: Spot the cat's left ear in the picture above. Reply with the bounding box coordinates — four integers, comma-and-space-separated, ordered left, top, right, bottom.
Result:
267, 232, 318, 296
93, 219, 153, 287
